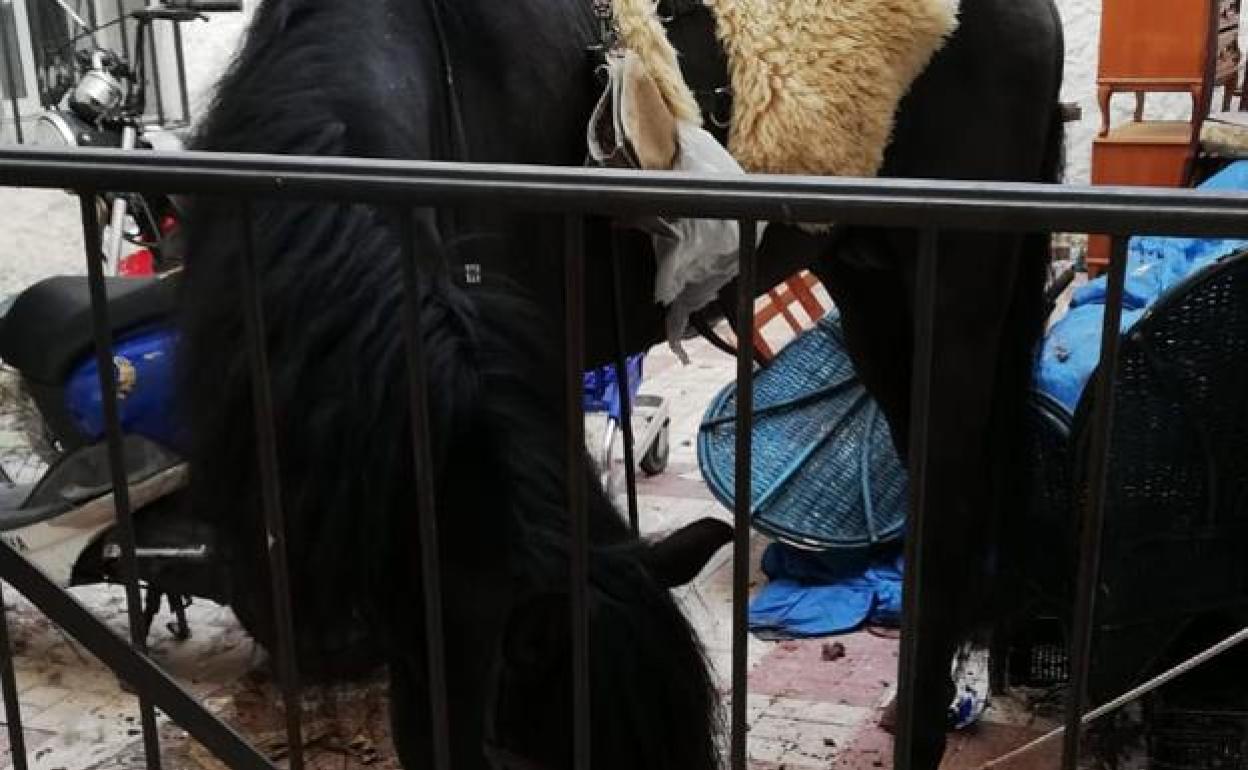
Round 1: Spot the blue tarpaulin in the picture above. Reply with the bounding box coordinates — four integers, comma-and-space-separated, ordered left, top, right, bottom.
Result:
1036, 161, 1248, 412
748, 543, 904, 638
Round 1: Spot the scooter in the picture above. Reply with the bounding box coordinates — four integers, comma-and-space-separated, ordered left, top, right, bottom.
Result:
31, 0, 243, 276
0, 269, 227, 642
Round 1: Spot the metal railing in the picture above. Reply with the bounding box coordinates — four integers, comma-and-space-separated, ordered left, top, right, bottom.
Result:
1, 144, 1248, 770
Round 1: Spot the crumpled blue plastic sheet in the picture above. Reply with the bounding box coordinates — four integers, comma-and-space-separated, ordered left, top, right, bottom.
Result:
747, 542, 903, 639
1036, 161, 1248, 413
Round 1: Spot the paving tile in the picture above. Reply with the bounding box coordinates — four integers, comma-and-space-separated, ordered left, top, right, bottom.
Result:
833, 723, 894, 769
0, 684, 71, 725
749, 633, 900, 708
0, 727, 57, 770
938, 722, 1060, 770
636, 465, 719, 501
24, 691, 137, 734
728, 695, 873, 769
18, 734, 136, 770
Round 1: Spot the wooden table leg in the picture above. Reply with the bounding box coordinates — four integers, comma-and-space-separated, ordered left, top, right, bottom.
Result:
1098, 85, 1113, 136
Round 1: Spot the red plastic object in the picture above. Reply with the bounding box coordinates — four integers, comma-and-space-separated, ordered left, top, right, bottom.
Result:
119, 247, 155, 276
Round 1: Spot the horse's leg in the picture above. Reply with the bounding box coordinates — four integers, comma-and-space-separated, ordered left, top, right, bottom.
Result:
387, 654, 434, 768
387, 632, 501, 770
815, 225, 1045, 768
387, 563, 515, 770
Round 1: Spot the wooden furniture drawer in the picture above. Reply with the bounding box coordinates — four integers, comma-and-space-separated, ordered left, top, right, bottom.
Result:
1087, 122, 1193, 276
1092, 122, 1193, 185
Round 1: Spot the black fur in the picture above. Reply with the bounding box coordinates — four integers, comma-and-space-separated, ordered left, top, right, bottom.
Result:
179, 1, 726, 769
178, 0, 1066, 769
802, 1, 1067, 765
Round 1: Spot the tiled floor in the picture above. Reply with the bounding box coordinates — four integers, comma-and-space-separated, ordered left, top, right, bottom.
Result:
0, 303, 1067, 770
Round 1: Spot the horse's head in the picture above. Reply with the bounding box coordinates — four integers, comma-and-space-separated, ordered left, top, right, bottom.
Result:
485, 517, 731, 770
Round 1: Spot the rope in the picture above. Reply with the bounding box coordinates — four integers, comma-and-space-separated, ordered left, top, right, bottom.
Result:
980, 626, 1248, 769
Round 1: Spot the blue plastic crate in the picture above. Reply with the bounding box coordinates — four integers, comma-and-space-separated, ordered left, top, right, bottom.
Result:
583, 354, 644, 423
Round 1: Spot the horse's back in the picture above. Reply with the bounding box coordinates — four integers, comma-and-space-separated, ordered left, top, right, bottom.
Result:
882, 0, 1064, 183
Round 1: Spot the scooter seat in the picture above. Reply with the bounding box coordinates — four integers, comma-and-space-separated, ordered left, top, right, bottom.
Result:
0, 273, 178, 385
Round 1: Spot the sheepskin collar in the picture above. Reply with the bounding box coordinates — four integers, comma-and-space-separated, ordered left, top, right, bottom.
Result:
611, 0, 960, 179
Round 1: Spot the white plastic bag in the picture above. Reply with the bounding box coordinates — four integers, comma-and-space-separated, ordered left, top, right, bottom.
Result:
652, 122, 764, 363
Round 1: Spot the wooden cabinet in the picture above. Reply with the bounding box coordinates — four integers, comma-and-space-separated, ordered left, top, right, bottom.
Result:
1097, 0, 1241, 136
1087, 0, 1242, 276
1088, 122, 1193, 272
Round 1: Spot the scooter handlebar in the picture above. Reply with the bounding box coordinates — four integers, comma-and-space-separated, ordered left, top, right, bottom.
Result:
164, 0, 243, 11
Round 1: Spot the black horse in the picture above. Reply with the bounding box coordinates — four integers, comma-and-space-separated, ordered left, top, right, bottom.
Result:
799, 5, 1066, 767
178, 0, 1065, 768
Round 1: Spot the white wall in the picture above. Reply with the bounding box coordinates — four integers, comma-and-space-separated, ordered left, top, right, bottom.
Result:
176, 1, 254, 120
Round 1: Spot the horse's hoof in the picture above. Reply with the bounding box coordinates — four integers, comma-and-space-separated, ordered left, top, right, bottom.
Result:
877, 688, 897, 733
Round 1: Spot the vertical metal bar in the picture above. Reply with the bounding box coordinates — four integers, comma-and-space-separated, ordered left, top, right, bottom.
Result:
2, 23, 22, 144
607, 234, 640, 536
236, 202, 304, 770
77, 190, 162, 770
564, 215, 591, 770
172, 20, 188, 124
26, 0, 46, 109
396, 208, 451, 770
146, 20, 165, 125
0, 583, 29, 770
117, 0, 130, 65
1061, 233, 1130, 770
730, 219, 758, 770
894, 228, 940, 769
87, 0, 99, 45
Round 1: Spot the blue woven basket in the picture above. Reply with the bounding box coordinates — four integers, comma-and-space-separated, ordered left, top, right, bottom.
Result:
697, 314, 908, 551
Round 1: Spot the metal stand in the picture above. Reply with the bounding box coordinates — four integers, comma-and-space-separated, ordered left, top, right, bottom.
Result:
595, 394, 671, 502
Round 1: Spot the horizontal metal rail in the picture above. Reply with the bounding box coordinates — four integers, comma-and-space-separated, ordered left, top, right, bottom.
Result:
2, 147, 1248, 236
0, 542, 277, 770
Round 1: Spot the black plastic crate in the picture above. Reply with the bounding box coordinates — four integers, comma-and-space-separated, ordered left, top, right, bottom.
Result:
1007, 616, 1070, 688
1148, 707, 1248, 770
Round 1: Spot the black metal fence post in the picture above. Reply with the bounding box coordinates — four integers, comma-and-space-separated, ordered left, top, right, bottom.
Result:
172, 21, 190, 125
146, 21, 165, 126
237, 202, 305, 770
397, 207, 452, 770
78, 189, 163, 770
730, 219, 758, 770
608, 236, 640, 536
0, 581, 29, 770
86, 0, 99, 44
565, 214, 592, 770
1061, 234, 1130, 770
894, 228, 940, 769
117, 0, 130, 68
2, 23, 23, 144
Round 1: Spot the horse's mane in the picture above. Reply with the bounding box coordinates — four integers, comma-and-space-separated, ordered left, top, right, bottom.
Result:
178, 1, 721, 768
